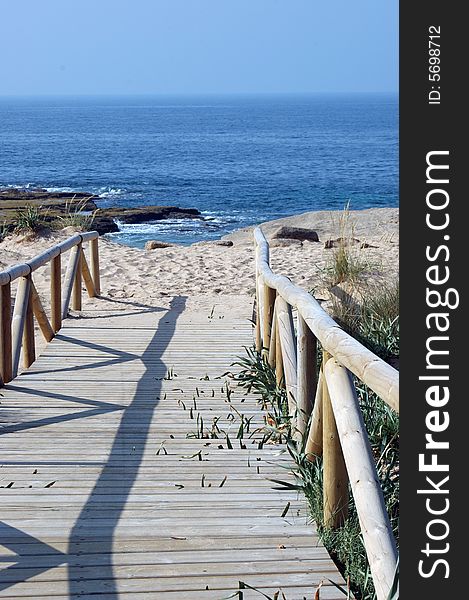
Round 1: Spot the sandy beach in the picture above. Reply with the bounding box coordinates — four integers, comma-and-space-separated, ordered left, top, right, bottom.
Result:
0, 207, 398, 309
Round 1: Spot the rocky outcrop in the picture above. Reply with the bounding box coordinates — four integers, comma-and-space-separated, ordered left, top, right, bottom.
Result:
0, 188, 98, 211
272, 226, 319, 243
91, 216, 120, 235
102, 206, 202, 225
0, 188, 202, 236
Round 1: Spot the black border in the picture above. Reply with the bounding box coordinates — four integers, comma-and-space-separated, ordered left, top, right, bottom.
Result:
400, 2, 464, 595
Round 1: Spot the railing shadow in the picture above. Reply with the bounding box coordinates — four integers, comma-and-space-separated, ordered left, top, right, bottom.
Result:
67, 295, 187, 598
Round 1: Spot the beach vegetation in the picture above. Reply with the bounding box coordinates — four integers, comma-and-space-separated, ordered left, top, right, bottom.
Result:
0, 220, 10, 242
13, 204, 47, 233
54, 195, 97, 231
330, 279, 399, 361
322, 204, 376, 288
234, 338, 399, 599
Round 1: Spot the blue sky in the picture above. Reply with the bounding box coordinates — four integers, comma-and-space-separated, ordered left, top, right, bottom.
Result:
0, 0, 398, 96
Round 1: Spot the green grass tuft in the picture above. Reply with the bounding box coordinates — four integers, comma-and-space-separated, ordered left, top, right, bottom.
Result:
234, 345, 399, 599
54, 195, 97, 231
13, 204, 46, 233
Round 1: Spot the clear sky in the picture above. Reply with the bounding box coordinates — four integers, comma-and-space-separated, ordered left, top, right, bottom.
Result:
0, 0, 398, 96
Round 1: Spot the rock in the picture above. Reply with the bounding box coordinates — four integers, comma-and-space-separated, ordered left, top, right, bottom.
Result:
100, 206, 202, 224
272, 226, 319, 242
270, 238, 303, 248
144, 240, 178, 250
0, 188, 98, 211
324, 237, 377, 249
91, 216, 120, 235
194, 240, 234, 247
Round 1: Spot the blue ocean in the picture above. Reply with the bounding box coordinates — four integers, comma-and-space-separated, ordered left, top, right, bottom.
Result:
0, 94, 398, 248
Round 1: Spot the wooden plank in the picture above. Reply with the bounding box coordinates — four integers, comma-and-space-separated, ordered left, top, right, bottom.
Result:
0, 296, 344, 598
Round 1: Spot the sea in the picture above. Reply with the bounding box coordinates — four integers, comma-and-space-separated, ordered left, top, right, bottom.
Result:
0, 94, 398, 248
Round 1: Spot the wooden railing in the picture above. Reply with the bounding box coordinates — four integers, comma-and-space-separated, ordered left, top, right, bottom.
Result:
254, 227, 399, 600
0, 232, 100, 386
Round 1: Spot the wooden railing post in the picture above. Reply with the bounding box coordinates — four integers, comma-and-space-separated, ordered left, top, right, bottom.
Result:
90, 237, 101, 296
23, 277, 36, 369
254, 242, 262, 352
51, 254, 62, 333
296, 314, 317, 438
11, 275, 32, 378
275, 317, 283, 385
253, 227, 399, 412
322, 352, 349, 529
268, 299, 277, 367
0, 282, 12, 385
276, 297, 297, 416
81, 249, 97, 298
262, 285, 276, 355
72, 242, 82, 311
305, 368, 324, 461
31, 283, 54, 343
325, 359, 398, 599
1, 232, 100, 381
62, 245, 81, 319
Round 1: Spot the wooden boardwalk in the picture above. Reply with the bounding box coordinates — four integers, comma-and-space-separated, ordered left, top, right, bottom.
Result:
0, 295, 344, 599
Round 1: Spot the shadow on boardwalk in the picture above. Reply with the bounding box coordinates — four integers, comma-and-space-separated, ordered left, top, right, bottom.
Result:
67, 296, 186, 598
0, 296, 186, 596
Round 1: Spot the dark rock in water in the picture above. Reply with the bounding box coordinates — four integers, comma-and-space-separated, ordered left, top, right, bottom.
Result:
100, 206, 202, 224
0, 188, 98, 211
272, 226, 319, 242
0, 188, 203, 237
92, 216, 120, 235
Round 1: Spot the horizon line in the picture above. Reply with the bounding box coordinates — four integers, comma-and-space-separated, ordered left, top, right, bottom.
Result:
0, 90, 398, 99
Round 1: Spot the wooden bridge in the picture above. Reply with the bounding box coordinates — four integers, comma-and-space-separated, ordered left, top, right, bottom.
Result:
0, 232, 399, 599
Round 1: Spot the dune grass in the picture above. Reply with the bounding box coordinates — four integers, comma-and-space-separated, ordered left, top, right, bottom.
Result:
322, 204, 377, 288
234, 348, 399, 599
330, 280, 399, 361
54, 195, 97, 231
13, 204, 46, 233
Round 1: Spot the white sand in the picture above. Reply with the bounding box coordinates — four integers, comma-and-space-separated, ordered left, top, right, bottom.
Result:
0, 207, 398, 305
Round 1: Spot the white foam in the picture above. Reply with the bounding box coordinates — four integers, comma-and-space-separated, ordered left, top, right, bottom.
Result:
98, 187, 125, 198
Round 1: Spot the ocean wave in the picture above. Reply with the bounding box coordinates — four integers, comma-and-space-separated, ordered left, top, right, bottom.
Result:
0, 182, 36, 190
97, 187, 125, 198
112, 218, 223, 235
44, 186, 80, 194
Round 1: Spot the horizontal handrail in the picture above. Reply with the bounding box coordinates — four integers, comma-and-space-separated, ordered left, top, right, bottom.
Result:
254, 227, 399, 413
253, 225, 399, 600
0, 231, 98, 286
1, 232, 101, 386
324, 358, 398, 599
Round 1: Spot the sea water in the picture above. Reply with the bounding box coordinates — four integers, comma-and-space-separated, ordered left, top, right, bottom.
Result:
0, 94, 397, 248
